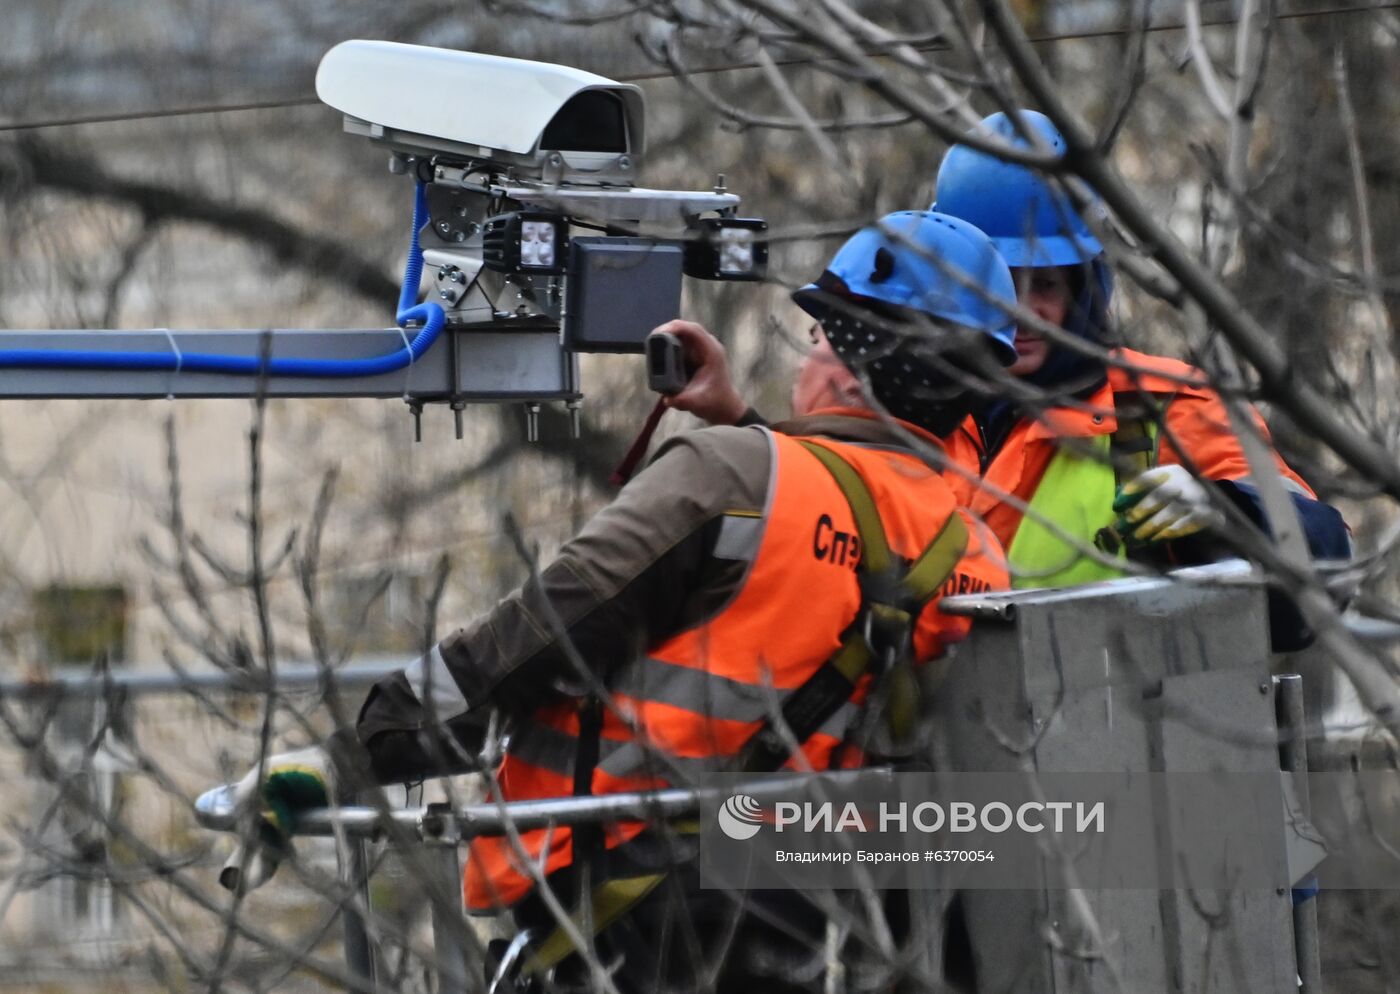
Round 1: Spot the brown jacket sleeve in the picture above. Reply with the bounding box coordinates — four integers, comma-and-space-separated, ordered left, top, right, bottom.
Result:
354, 425, 772, 783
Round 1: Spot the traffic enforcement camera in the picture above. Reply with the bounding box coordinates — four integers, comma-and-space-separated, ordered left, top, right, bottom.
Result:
317, 41, 768, 354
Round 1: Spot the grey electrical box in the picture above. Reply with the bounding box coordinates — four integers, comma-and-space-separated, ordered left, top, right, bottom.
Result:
926, 565, 1298, 994
564, 237, 684, 353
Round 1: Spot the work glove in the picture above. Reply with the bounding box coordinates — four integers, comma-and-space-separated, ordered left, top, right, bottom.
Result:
1111, 464, 1224, 546
218, 746, 334, 892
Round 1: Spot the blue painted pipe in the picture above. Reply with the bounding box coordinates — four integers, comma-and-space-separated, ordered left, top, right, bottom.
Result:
0, 184, 445, 378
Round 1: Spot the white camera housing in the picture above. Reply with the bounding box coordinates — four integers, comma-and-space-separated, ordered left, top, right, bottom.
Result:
317, 40, 757, 352
316, 40, 646, 183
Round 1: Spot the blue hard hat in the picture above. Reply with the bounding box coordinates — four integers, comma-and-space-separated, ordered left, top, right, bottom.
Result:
935, 110, 1105, 270
791, 210, 1017, 365
790, 211, 1018, 436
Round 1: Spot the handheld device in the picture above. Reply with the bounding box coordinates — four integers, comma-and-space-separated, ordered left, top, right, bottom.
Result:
645, 331, 690, 395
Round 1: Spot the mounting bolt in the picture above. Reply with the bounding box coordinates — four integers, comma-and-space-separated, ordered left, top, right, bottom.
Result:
1259, 682, 1271, 695
714, 173, 728, 195
618, 155, 631, 171
526, 403, 541, 443
548, 152, 563, 168
451, 399, 466, 440
567, 399, 582, 439
408, 401, 423, 443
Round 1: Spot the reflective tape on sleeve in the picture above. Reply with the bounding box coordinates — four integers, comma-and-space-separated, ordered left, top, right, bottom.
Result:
713, 511, 765, 562
403, 645, 469, 721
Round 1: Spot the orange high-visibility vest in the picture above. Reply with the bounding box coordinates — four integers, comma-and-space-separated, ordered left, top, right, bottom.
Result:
465, 426, 1005, 910
944, 348, 1316, 554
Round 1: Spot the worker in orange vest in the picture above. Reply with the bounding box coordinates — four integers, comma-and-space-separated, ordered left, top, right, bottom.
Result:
671, 111, 1349, 643
236, 210, 1014, 992
930, 110, 1347, 595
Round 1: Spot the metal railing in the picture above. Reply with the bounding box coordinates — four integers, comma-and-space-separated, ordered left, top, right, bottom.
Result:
194, 771, 880, 994
0, 656, 409, 700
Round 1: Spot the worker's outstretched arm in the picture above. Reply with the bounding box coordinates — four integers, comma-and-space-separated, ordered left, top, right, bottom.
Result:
353, 426, 773, 784
1211, 478, 1351, 560
1142, 388, 1350, 560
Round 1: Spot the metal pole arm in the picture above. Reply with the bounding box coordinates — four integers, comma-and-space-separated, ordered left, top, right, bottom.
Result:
192, 782, 706, 841
0, 328, 576, 401
194, 769, 886, 842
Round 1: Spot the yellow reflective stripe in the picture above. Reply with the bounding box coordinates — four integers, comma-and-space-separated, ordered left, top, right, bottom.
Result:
795, 440, 892, 575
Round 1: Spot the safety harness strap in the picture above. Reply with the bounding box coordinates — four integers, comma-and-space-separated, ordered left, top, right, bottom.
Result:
736, 441, 966, 770
901, 514, 971, 603
520, 873, 667, 978
798, 439, 967, 602
1107, 389, 1160, 486
569, 696, 605, 896
797, 439, 894, 575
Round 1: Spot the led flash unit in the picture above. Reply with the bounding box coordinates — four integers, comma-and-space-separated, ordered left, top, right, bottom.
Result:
718, 227, 755, 275
520, 219, 558, 268
683, 217, 768, 281
482, 211, 569, 275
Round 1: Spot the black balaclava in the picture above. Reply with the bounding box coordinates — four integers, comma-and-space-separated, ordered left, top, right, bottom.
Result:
802, 270, 984, 439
